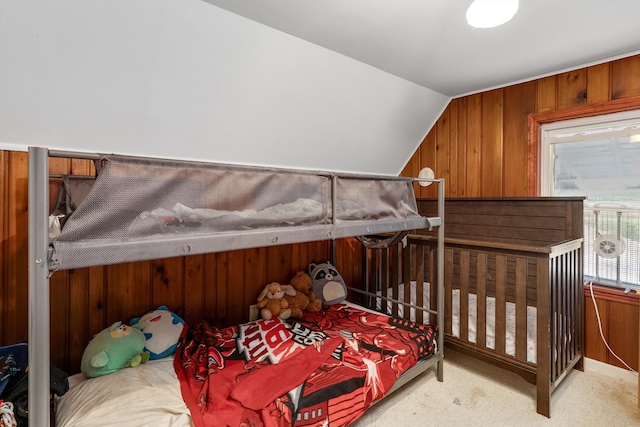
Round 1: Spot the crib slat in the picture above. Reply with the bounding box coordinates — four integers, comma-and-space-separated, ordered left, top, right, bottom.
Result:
551, 255, 559, 381
364, 244, 375, 308
577, 246, 585, 369
536, 255, 552, 417
515, 257, 528, 361
373, 245, 383, 308
569, 250, 576, 362
370, 247, 379, 296
429, 245, 437, 326
459, 250, 469, 342
402, 243, 411, 320
445, 248, 453, 335
477, 252, 487, 349
414, 243, 425, 324
560, 252, 567, 366
384, 246, 395, 316
373, 244, 380, 309
560, 252, 568, 372
572, 247, 583, 363
495, 255, 507, 355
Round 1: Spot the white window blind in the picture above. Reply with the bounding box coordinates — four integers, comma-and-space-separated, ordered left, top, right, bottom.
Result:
541, 110, 640, 292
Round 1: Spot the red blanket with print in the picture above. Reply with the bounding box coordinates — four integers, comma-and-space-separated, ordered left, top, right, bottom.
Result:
174, 304, 437, 427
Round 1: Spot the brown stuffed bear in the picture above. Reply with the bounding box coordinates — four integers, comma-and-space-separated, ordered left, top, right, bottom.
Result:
257, 282, 296, 320
284, 271, 323, 319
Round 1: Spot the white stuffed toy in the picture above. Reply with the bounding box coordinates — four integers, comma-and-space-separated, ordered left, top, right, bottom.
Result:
130, 306, 185, 360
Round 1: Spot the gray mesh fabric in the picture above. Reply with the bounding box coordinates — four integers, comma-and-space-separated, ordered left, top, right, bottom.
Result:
50, 155, 428, 270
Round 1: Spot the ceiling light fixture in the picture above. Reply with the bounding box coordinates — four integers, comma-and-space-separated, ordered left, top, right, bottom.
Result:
466, 0, 519, 29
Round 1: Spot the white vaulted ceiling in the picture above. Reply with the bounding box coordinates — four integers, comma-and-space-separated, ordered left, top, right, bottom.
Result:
1, 1, 640, 175
205, 0, 640, 97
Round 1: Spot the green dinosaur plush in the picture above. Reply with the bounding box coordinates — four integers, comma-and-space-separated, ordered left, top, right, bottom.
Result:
81, 321, 150, 378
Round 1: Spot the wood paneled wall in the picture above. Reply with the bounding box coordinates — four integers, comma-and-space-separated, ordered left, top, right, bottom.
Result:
585, 285, 639, 371
0, 150, 364, 375
403, 54, 640, 198
402, 53, 640, 370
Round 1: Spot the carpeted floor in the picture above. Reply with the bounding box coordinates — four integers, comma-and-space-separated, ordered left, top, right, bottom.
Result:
353, 349, 639, 426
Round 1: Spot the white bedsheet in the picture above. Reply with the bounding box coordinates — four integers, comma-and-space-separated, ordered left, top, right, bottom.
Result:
136, 198, 367, 226
56, 357, 193, 427
452, 290, 536, 363
377, 283, 537, 363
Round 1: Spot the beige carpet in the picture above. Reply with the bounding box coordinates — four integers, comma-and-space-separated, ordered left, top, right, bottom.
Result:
353, 349, 639, 426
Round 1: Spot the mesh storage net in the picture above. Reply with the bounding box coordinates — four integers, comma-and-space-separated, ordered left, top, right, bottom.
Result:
50, 155, 427, 270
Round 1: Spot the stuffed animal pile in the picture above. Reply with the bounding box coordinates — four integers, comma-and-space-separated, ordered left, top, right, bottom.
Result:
80, 306, 184, 378
256, 262, 348, 321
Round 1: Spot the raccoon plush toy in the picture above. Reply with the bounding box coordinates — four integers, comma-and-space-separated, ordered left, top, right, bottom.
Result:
308, 262, 348, 305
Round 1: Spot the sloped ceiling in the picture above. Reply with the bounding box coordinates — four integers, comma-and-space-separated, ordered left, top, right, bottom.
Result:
205, 0, 640, 97
0, 0, 448, 175
2, 1, 640, 176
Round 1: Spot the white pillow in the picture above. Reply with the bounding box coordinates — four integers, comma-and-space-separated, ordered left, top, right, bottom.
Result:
56, 357, 193, 427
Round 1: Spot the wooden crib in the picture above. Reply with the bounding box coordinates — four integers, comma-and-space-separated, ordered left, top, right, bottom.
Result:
363, 197, 585, 418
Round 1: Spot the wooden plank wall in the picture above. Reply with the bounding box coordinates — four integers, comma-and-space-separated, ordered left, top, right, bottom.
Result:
585, 285, 639, 371
0, 151, 364, 375
401, 53, 640, 370
402, 55, 640, 199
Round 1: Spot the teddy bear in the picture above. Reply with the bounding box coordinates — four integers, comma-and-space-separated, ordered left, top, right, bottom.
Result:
284, 271, 323, 318
257, 282, 297, 320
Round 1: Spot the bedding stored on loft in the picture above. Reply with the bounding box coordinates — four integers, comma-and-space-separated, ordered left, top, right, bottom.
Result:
27, 147, 445, 427
47, 153, 438, 271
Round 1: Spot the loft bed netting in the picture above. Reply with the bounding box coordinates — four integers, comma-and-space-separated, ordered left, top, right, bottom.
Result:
48, 154, 434, 271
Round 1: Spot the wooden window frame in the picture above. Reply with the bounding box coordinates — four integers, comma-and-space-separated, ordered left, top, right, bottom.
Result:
527, 96, 640, 196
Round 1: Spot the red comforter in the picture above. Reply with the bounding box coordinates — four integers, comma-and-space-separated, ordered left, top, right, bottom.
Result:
175, 304, 437, 427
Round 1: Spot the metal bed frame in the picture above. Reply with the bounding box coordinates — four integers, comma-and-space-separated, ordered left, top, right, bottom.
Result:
27, 146, 444, 426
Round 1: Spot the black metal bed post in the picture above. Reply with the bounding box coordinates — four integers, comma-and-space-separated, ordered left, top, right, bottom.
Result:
28, 146, 51, 427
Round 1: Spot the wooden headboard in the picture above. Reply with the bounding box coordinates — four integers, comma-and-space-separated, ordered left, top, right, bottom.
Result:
416, 197, 584, 247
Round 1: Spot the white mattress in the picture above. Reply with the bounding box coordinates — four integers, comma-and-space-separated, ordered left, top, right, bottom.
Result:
56, 357, 193, 427
452, 289, 536, 363
377, 283, 537, 363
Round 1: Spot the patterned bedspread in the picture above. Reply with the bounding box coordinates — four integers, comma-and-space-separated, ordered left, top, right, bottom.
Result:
174, 304, 437, 427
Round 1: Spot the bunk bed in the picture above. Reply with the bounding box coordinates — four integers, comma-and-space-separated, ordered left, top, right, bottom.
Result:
27, 147, 445, 427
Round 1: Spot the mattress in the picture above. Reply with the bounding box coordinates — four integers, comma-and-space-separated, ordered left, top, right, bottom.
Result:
56, 303, 437, 427
452, 290, 536, 363
55, 357, 193, 427
377, 283, 536, 363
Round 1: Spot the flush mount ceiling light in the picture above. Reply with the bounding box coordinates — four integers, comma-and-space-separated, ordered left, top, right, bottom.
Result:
466, 0, 519, 29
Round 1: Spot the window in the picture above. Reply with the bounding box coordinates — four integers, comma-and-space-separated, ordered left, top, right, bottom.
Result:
541, 109, 640, 292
